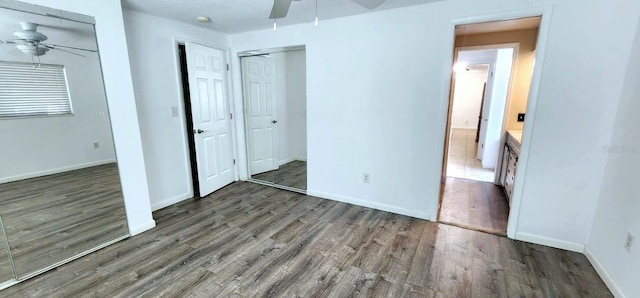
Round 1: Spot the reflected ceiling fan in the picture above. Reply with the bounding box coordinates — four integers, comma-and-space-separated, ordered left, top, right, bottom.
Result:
269, 0, 385, 19
0, 22, 96, 57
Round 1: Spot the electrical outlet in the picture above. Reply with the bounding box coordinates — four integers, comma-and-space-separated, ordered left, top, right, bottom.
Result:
93, 142, 100, 149
171, 106, 179, 117
625, 232, 635, 253
362, 173, 370, 184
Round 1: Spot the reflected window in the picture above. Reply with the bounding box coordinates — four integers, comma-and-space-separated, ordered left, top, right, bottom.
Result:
0, 61, 72, 118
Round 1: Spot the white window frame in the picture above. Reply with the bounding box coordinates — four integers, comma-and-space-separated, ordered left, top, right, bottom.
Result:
0, 61, 74, 119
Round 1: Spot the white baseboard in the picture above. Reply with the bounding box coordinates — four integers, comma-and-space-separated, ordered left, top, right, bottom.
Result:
450, 126, 478, 130
129, 220, 157, 236
151, 193, 193, 211
296, 157, 307, 162
279, 157, 296, 166
0, 159, 117, 184
584, 246, 624, 297
515, 232, 584, 252
307, 190, 433, 221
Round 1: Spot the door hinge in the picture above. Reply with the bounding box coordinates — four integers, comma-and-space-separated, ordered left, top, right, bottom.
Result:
233, 159, 236, 165
226, 64, 230, 71
229, 113, 233, 120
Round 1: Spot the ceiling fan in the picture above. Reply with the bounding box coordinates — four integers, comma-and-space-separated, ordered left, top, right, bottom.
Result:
0, 22, 96, 57
269, 0, 385, 19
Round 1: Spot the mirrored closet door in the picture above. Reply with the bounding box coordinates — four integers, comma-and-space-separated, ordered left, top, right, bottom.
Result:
0, 1, 129, 284
240, 46, 307, 192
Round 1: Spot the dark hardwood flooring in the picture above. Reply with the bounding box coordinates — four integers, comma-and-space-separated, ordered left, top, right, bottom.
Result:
2, 181, 611, 297
0, 219, 12, 283
252, 160, 307, 190
0, 163, 129, 278
439, 177, 510, 235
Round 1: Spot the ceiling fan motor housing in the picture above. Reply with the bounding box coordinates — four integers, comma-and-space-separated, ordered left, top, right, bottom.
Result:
13, 22, 47, 42
16, 44, 49, 56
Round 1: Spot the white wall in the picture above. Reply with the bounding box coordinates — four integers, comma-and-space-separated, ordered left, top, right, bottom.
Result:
450, 69, 487, 129
229, 0, 640, 249
286, 50, 307, 161
586, 17, 640, 298
272, 50, 307, 165
269, 51, 307, 165
18, 0, 155, 235
272, 52, 291, 165
0, 35, 115, 183
482, 48, 513, 169
122, 10, 230, 211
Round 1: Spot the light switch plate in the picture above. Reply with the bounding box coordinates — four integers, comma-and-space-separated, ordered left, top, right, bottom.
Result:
171, 106, 179, 117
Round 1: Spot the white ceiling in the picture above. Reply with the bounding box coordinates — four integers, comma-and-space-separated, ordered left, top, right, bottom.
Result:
123, 0, 443, 34
457, 49, 498, 65
455, 16, 541, 36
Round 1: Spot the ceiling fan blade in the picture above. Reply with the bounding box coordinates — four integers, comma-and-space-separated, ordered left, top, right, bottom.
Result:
350, 0, 385, 9
40, 43, 96, 53
1, 40, 17, 44
40, 44, 86, 57
269, 0, 293, 19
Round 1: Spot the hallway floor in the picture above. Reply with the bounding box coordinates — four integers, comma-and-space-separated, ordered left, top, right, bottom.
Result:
439, 177, 510, 235
446, 128, 495, 182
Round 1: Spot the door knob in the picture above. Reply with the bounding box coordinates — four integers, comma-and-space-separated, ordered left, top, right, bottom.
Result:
195, 129, 206, 134
271, 120, 278, 124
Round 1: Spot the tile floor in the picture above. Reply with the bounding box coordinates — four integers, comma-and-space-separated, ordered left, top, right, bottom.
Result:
446, 128, 495, 182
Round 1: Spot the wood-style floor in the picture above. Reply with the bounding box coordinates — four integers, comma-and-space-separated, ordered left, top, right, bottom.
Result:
252, 160, 307, 190
439, 177, 510, 235
2, 182, 611, 297
0, 163, 129, 279
0, 219, 12, 283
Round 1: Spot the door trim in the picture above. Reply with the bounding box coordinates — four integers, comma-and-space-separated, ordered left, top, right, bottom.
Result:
171, 37, 239, 200
438, 6, 554, 239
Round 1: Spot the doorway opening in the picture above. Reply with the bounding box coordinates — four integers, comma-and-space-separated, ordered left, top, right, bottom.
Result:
178, 44, 200, 198
177, 42, 236, 200
438, 16, 542, 236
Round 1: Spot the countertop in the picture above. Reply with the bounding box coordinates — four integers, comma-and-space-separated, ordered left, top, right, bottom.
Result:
506, 130, 523, 154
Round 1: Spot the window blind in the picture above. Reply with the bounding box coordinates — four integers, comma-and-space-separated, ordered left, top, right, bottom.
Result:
0, 61, 72, 118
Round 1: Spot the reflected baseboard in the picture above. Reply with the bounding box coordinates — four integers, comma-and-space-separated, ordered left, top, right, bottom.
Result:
278, 157, 296, 166
129, 220, 156, 236
246, 178, 306, 194
151, 193, 193, 211
0, 159, 117, 184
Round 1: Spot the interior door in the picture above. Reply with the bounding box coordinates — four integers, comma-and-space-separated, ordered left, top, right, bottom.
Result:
477, 64, 495, 160
185, 42, 235, 196
241, 56, 278, 175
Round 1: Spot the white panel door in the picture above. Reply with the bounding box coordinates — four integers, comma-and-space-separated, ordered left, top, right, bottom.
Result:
477, 64, 494, 160
185, 42, 234, 196
241, 56, 278, 175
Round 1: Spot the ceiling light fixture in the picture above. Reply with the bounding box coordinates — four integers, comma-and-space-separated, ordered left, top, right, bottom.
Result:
273, 0, 277, 31
315, 0, 319, 27
196, 16, 211, 23
453, 62, 468, 73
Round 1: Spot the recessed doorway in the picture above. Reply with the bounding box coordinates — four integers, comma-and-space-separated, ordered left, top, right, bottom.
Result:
438, 16, 542, 235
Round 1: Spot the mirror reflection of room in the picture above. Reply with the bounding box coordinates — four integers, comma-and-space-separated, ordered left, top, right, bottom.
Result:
0, 3, 128, 280
242, 48, 307, 191
0, 217, 12, 283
